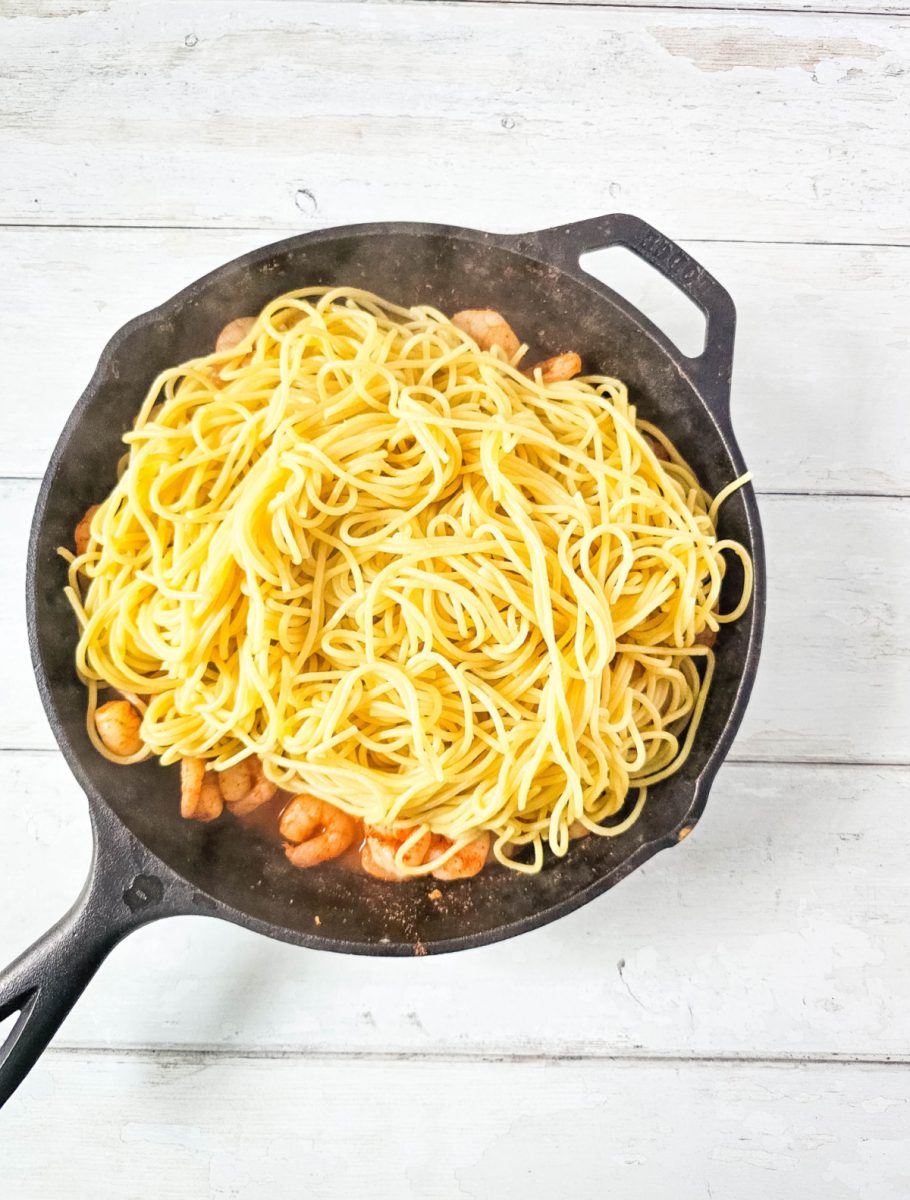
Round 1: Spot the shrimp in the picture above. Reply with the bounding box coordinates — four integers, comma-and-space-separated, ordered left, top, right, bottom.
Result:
360, 840, 407, 881
361, 824, 433, 881
360, 839, 410, 881
694, 624, 718, 648
524, 352, 582, 384
94, 699, 143, 757
427, 831, 491, 881
643, 433, 672, 463
280, 795, 356, 869
568, 820, 590, 841
74, 504, 100, 556
221, 755, 277, 817
451, 309, 521, 360
182, 764, 223, 823
215, 317, 256, 354
217, 759, 255, 803
693, 600, 720, 649
180, 757, 207, 820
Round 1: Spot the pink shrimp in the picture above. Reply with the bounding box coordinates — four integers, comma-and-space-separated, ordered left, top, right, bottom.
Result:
524, 352, 582, 384
427, 831, 491, 881
94, 699, 143, 757
451, 309, 521, 359
181, 760, 223, 823
74, 504, 100, 556
220, 755, 277, 817
361, 825, 433, 881
280, 795, 357, 869
215, 317, 256, 354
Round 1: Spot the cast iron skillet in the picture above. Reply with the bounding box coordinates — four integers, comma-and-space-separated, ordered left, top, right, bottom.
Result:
0, 214, 765, 1106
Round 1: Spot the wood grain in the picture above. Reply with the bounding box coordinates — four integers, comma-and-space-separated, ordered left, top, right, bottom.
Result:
2, 753, 908, 1059
3, 0, 909, 1185
4, 1051, 910, 1198
3, 228, 909, 493
2, 3, 908, 242
22, 0, 910, 20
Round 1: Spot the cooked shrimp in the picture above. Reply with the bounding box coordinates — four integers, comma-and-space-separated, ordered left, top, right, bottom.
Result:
644, 433, 672, 463
451, 309, 521, 359
428, 831, 491, 881
360, 840, 408, 881
222, 755, 278, 817
568, 820, 590, 841
280, 795, 356, 869
182, 768, 223, 823
215, 317, 256, 354
74, 504, 100, 556
217, 759, 255, 803
361, 824, 433, 881
693, 600, 720, 649
525, 352, 582, 384
180, 757, 207, 820
94, 699, 143, 757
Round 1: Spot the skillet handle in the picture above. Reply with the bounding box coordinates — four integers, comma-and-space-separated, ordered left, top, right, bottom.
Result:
0, 818, 169, 1109
526, 214, 737, 417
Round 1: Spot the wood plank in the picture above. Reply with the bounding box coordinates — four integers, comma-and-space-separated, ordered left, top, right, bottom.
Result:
2, 754, 909, 1058
24, 0, 910, 23
5, 1051, 910, 1198
739, 494, 910, 763
4, 228, 909, 493
2, 3, 908, 243
465, 0, 910, 13
2, 480, 907, 760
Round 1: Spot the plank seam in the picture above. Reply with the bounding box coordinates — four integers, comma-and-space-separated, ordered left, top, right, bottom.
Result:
0, 225, 908, 252
759, 490, 910, 500
727, 756, 910, 769
39, 1045, 910, 1068
437, 0, 910, 17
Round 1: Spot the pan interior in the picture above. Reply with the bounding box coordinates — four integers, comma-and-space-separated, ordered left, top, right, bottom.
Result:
31, 229, 756, 952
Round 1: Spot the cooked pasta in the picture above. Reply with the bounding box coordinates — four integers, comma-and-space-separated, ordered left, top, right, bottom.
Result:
62, 286, 752, 876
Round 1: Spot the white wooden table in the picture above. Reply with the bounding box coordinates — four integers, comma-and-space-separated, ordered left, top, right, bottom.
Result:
2, 1, 909, 1195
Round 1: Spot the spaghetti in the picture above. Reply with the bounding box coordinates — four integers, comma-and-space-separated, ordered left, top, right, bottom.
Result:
63, 287, 752, 875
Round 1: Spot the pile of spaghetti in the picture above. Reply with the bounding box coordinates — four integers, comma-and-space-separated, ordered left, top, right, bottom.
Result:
64, 286, 752, 874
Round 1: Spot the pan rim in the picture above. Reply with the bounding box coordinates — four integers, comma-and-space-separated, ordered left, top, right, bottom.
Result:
25, 217, 766, 956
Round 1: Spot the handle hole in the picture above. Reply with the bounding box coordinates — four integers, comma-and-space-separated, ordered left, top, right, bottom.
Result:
579, 246, 707, 358
0, 1007, 25, 1053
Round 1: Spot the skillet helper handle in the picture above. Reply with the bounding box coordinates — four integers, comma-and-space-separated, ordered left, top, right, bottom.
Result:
531, 213, 737, 416
0, 828, 166, 1109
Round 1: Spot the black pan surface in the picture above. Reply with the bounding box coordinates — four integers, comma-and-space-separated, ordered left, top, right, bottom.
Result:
1, 214, 764, 1105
